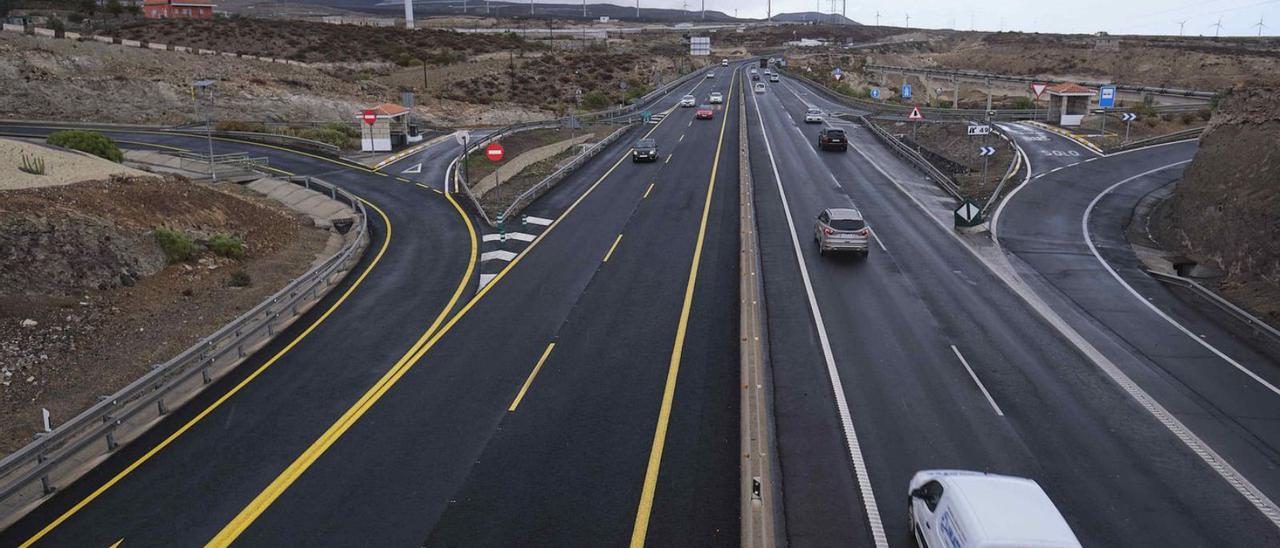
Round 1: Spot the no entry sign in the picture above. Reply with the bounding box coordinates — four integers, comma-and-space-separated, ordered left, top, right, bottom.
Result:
486, 142, 505, 162
361, 110, 377, 125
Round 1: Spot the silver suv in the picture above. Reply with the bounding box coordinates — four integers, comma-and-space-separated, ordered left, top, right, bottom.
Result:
815, 208, 870, 257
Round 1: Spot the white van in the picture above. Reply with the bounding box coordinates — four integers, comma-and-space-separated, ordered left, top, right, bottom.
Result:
908, 470, 1082, 548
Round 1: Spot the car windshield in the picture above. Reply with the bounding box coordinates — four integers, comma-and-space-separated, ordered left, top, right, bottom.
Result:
683, 95, 694, 100
825, 130, 846, 138
830, 219, 865, 231
699, 105, 712, 109
808, 109, 821, 115
635, 139, 655, 148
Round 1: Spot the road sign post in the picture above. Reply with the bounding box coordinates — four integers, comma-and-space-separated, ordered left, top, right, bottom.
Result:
1120, 112, 1137, 144
908, 106, 923, 150
954, 200, 984, 230
1098, 85, 1116, 136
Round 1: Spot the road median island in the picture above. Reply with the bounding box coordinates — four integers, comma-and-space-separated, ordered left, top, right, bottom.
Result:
0, 158, 370, 528
739, 80, 782, 548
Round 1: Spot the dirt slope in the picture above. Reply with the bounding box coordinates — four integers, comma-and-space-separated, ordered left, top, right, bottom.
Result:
1153, 87, 1280, 325
0, 176, 328, 454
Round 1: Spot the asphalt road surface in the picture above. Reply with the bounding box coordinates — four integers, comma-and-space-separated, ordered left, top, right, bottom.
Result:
748, 75, 1280, 546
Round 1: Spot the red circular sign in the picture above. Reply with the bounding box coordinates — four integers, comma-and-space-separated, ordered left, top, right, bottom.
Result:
361, 110, 377, 125
486, 142, 505, 162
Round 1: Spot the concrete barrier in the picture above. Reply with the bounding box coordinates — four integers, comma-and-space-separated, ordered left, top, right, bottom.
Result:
147, 42, 167, 51
63, 31, 80, 40
174, 46, 191, 53
220, 51, 237, 57
199, 49, 216, 55
92, 35, 113, 44
1, 24, 22, 33
121, 39, 141, 47
33, 27, 55, 37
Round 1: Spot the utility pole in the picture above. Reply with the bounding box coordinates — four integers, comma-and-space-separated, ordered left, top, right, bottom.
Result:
582, 0, 586, 18
530, 0, 534, 16
192, 79, 217, 182
767, 0, 771, 22
701, 0, 704, 20
635, 0, 639, 20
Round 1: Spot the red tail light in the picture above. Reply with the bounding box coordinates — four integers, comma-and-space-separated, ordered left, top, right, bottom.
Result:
860, 228, 870, 236
823, 228, 833, 236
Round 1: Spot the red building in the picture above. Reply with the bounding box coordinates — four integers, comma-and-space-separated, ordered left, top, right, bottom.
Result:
142, 0, 216, 19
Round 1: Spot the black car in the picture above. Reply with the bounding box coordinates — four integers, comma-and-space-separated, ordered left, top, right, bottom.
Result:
632, 138, 658, 162
818, 128, 848, 152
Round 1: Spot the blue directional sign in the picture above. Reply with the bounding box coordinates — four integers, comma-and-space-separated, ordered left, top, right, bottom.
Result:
1099, 85, 1116, 109
902, 83, 913, 99
870, 87, 881, 99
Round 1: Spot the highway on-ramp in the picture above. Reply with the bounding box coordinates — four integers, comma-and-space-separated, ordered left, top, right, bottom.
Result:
746, 74, 1280, 546
0, 126, 477, 546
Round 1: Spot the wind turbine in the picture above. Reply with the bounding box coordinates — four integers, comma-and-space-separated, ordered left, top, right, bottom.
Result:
1211, 16, 1223, 37
1255, 16, 1267, 37
905, 11, 910, 29
403, 0, 414, 29
875, 10, 880, 26
1176, 19, 1187, 36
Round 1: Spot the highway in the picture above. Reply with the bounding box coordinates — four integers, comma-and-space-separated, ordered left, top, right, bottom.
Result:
994, 127, 1280, 523
3, 62, 1280, 548
747, 74, 1280, 545
0, 126, 478, 546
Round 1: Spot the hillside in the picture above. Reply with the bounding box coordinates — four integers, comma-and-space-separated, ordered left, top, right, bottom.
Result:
771, 12, 859, 25
1153, 87, 1280, 326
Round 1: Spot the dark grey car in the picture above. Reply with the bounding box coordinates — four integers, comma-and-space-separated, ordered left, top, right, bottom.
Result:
632, 138, 658, 162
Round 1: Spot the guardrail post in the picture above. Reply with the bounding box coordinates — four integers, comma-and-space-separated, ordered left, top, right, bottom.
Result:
157, 398, 169, 415
105, 431, 118, 451
202, 366, 212, 384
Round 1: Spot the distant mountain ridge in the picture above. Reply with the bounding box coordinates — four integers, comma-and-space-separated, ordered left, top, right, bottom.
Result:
770, 12, 860, 25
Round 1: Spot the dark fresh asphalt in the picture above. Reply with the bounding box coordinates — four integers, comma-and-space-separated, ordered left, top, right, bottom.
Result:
0, 126, 475, 546
180, 66, 744, 546
747, 77, 1280, 546
995, 128, 1280, 516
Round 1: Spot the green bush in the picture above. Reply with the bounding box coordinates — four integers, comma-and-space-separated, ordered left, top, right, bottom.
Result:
580, 90, 610, 110
46, 130, 124, 162
227, 270, 252, 287
19, 153, 45, 175
208, 234, 245, 259
154, 228, 195, 263
1007, 96, 1034, 109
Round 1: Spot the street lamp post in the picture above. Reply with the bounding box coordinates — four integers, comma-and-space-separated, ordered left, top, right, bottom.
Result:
192, 79, 217, 181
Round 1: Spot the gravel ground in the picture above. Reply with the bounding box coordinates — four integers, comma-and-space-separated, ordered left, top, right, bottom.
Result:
0, 138, 151, 190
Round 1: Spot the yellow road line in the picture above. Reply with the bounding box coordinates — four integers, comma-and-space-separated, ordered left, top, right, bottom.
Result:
207, 192, 477, 546
508, 343, 557, 412
208, 87, 688, 544
415, 182, 444, 194
20, 176, 399, 548
603, 234, 624, 263
396, 176, 412, 183
643, 183, 655, 199
629, 69, 737, 548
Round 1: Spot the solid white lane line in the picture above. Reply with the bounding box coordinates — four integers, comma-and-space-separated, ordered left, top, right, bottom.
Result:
851, 133, 1280, 529
1083, 161, 1280, 398
524, 216, 554, 226
871, 231, 888, 253
950, 345, 1005, 417
1049, 166, 1063, 173
750, 78, 889, 548
1084, 157, 1098, 163
481, 232, 536, 243
480, 250, 517, 262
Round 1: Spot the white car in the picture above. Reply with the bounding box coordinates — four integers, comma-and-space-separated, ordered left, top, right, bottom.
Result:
909, 470, 1082, 548
708, 92, 724, 104
804, 108, 823, 123
680, 94, 696, 107
705, 71, 715, 79
754, 82, 766, 94
721, 58, 729, 66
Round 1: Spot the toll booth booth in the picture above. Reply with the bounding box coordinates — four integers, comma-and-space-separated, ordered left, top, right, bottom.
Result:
1046, 83, 1095, 127
358, 103, 411, 152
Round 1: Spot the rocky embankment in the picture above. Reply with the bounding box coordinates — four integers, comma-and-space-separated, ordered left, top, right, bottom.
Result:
1153, 87, 1280, 326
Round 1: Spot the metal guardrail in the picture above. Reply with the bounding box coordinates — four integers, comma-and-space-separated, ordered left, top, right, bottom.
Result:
864, 64, 1217, 99
784, 70, 1046, 121
499, 124, 632, 222
858, 114, 963, 200
171, 129, 343, 157
1147, 270, 1280, 345
1107, 126, 1205, 153
0, 176, 369, 527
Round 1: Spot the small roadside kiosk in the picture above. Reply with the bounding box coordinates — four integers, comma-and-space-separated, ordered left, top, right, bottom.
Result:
358, 103, 411, 152
1045, 83, 1095, 127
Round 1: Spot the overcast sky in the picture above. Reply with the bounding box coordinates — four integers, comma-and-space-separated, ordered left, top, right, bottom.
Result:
619, 0, 1280, 36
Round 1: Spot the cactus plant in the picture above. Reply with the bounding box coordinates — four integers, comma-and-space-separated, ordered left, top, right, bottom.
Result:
18, 153, 45, 175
